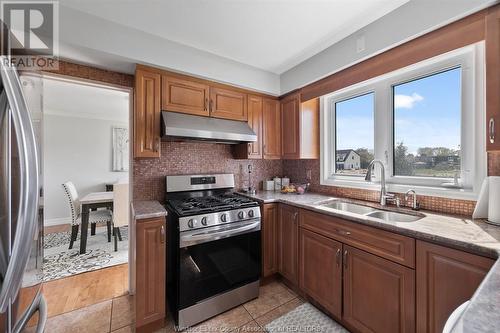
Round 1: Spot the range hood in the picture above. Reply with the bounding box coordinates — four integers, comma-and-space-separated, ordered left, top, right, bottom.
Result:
161, 111, 257, 144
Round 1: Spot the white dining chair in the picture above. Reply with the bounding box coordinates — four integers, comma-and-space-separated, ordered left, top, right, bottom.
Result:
62, 181, 112, 249
112, 182, 129, 251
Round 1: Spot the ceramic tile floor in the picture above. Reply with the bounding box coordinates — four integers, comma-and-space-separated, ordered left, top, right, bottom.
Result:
25, 280, 304, 333
156, 280, 304, 333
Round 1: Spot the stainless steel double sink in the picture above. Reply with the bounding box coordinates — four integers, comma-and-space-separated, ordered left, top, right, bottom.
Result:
317, 200, 424, 223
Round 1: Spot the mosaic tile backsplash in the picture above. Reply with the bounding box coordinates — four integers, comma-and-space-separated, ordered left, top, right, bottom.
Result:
133, 141, 283, 202
133, 145, 500, 217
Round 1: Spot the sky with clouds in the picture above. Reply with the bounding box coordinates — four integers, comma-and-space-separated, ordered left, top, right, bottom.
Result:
335, 67, 461, 155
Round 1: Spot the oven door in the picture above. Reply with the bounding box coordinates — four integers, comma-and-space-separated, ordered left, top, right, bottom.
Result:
178, 219, 261, 310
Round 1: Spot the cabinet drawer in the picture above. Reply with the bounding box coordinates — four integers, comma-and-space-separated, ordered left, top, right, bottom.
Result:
299, 209, 415, 268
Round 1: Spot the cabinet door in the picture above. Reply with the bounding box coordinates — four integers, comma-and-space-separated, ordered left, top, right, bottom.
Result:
486, 6, 500, 151
416, 240, 493, 333
281, 94, 300, 159
278, 205, 299, 285
343, 245, 415, 333
299, 228, 342, 318
232, 95, 263, 159
262, 204, 278, 277
134, 69, 161, 158
247, 95, 263, 158
162, 76, 209, 117
136, 217, 166, 328
210, 87, 247, 121
262, 98, 281, 159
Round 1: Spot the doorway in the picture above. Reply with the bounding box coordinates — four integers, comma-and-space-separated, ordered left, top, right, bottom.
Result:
34, 74, 132, 283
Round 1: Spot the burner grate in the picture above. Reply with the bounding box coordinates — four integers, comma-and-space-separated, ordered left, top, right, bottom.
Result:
168, 193, 257, 215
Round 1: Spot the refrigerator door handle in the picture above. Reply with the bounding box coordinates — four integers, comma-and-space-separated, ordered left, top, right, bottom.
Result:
12, 291, 47, 333
0, 59, 40, 312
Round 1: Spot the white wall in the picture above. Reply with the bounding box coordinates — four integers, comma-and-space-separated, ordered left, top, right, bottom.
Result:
58, 5, 281, 95
280, 0, 496, 94
43, 114, 128, 224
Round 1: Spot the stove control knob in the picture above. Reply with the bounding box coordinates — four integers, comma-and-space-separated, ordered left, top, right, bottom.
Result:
188, 219, 198, 228
220, 214, 227, 222
248, 209, 255, 218
201, 217, 208, 226
238, 211, 245, 219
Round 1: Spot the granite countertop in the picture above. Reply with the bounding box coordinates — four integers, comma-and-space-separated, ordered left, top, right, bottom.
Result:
131, 200, 168, 220
239, 190, 500, 332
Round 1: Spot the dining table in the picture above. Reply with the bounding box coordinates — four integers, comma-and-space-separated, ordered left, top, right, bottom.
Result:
79, 191, 114, 254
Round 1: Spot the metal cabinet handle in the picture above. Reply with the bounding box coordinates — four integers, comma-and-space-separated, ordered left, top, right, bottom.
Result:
338, 230, 351, 236
336, 248, 341, 266
160, 225, 166, 243
293, 212, 298, 221
205, 98, 209, 111
343, 250, 348, 268
209, 99, 213, 113
12, 292, 47, 333
490, 118, 495, 144
0, 61, 40, 312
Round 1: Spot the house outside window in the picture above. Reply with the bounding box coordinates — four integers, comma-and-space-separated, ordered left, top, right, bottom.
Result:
320, 43, 486, 199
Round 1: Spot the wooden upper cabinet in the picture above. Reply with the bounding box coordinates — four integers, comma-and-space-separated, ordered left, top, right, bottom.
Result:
299, 228, 342, 318
136, 217, 166, 329
210, 87, 248, 121
280, 93, 319, 159
343, 245, 415, 333
416, 240, 494, 333
262, 204, 279, 277
281, 93, 300, 159
161, 76, 209, 117
262, 98, 281, 159
486, 6, 500, 151
278, 204, 299, 285
134, 69, 161, 158
233, 95, 263, 159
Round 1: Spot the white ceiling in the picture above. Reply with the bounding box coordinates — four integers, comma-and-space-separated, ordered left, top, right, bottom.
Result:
60, 0, 408, 74
43, 78, 130, 122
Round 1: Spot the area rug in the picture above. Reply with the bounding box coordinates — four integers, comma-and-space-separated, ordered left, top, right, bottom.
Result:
42, 226, 129, 282
265, 303, 350, 333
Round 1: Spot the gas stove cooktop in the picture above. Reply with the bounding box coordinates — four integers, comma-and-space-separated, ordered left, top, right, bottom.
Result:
167, 192, 258, 216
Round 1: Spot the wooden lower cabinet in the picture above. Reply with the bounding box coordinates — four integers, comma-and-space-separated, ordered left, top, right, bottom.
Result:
343, 245, 415, 333
278, 204, 299, 285
262, 204, 279, 277
416, 240, 494, 333
299, 228, 342, 318
136, 217, 166, 330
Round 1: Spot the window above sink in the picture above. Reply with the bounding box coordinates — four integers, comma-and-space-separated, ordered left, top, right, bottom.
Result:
320, 43, 486, 200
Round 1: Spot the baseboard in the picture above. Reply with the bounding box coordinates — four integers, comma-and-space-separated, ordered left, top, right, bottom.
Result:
44, 217, 71, 227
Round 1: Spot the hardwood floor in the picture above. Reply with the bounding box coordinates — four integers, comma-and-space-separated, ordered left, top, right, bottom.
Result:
43, 264, 129, 318
44, 223, 71, 235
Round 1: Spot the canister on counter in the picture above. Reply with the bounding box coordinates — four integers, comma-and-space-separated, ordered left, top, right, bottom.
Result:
264, 180, 275, 191
273, 177, 282, 191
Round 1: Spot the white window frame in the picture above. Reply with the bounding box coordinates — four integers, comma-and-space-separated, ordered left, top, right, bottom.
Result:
320, 42, 486, 200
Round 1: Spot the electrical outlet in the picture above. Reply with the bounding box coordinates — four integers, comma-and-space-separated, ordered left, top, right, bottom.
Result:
356, 35, 365, 53
306, 169, 312, 180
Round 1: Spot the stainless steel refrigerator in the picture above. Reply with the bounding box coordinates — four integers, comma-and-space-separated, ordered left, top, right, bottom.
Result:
0, 58, 46, 332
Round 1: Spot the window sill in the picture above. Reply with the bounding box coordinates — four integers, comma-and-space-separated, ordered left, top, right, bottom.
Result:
320, 178, 478, 201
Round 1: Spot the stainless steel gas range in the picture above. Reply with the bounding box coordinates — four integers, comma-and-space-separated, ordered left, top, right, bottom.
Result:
165, 174, 261, 329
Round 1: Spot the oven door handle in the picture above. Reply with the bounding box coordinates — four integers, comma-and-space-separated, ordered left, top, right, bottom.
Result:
180, 220, 261, 247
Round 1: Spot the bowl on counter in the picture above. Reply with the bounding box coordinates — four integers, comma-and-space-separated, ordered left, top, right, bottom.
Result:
281, 183, 309, 195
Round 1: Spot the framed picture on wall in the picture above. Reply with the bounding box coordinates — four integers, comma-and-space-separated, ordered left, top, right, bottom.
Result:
112, 127, 129, 172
